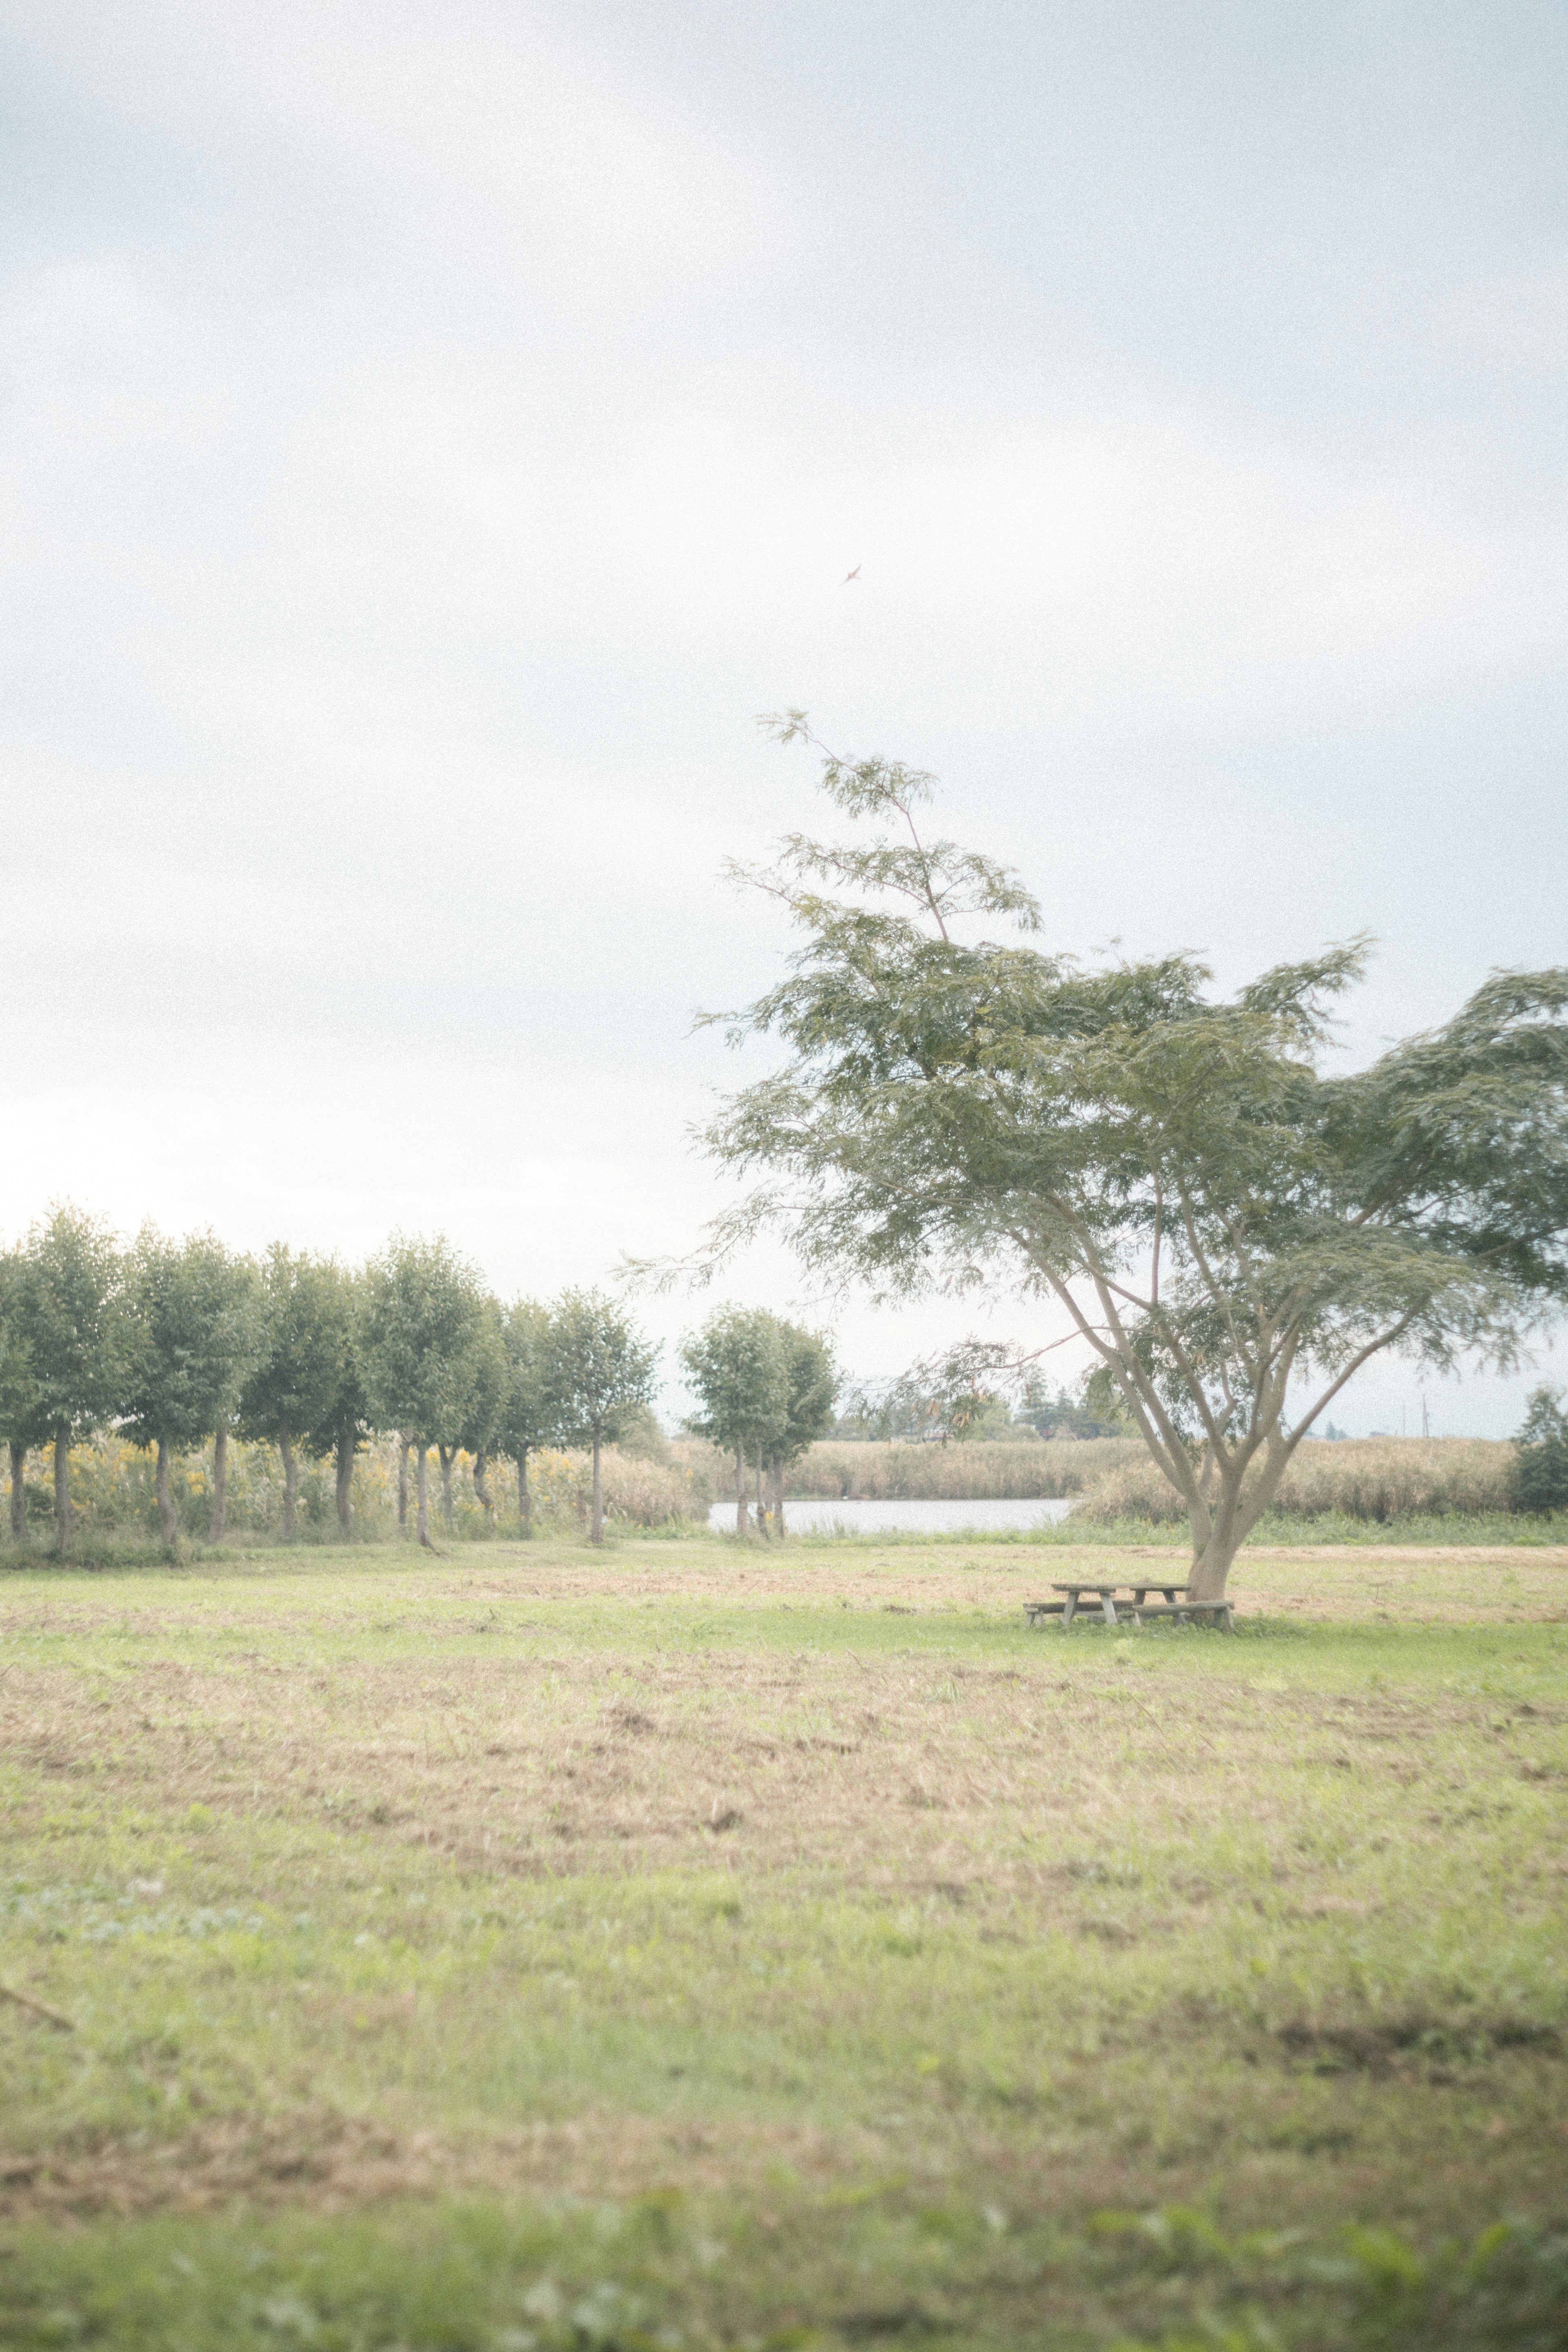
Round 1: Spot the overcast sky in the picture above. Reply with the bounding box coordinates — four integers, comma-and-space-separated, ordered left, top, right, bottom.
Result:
1, 1, 1564, 1433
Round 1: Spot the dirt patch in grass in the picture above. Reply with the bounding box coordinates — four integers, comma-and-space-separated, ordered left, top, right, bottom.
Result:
0, 2107, 879, 2225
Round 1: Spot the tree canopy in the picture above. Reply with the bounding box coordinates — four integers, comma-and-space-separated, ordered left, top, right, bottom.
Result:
122, 1229, 263, 1541
546, 1289, 658, 1543
699, 719, 1568, 1597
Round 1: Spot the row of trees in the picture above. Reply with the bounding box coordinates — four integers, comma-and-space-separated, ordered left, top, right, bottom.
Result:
0, 1209, 657, 1553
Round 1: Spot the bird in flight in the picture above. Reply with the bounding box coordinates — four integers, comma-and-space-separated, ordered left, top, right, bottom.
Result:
842, 564, 861, 584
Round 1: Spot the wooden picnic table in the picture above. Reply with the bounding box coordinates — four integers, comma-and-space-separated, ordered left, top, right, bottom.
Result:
1024, 1581, 1234, 1631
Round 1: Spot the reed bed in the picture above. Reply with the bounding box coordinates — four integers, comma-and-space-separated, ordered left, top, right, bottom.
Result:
1072, 1435, 1521, 1525
671, 1435, 1140, 1502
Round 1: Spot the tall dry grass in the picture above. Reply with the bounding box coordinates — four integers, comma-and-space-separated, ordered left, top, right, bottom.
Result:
1072, 1436, 1519, 1525
5, 1433, 712, 1548
672, 1436, 1139, 1503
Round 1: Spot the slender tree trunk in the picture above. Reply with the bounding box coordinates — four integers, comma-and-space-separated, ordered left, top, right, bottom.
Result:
770, 1451, 786, 1537
9, 1439, 25, 1543
755, 1444, 765, 1535
279, 1430, 297, 1542
590, 1436, 604, 1544
515, 1447, 532, 1536
473, 1445, 493, 1521
212, 1429, 228, 1543
735, 1444, 748, 1538
53, 1425, 70, 1559
416, 1444, 434, 1549
398, 1433, 410, 1531
155, 1437, 179, 1544
437, 1443, 456, 1531
334, 1427, 354, 1537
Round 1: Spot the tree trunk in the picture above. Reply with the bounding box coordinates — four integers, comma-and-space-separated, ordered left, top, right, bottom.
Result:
279, 1430, 297, 1542
398, 1434, 410, 1531
416, 1444, 434, 1549
769, 1451, 786, 1537
755, 1444, 765, 1535
437, 1443, 455, 1532
590, 1436, 604, 1544
735, 1444, 748, 1538
9, 1439, 25, 1542
53, 1425, 70, 1559
155, 1437, 178, 1544
334, 1426, 354, 1537
514, 1448, 532, 1535
212, 1429, 228, 1543
473, 1445, 493, 1521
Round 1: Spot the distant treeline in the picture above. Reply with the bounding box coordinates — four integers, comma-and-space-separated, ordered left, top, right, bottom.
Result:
0, 1207, 662, 1552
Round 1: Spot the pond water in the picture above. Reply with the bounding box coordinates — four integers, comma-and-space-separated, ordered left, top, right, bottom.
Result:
705, 1496, 1076, 1536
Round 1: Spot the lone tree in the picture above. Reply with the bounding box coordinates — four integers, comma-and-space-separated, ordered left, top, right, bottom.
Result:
494, 1298, 555, 1536
699, 718, 1568, 1601
238, 1248, 354, 1542
20, 1206, 123, 1559
680, 1305, 789, 1537
361, 1236, 488, 1549
546, 1288, 657, 1544
122, 1229, 263, 1545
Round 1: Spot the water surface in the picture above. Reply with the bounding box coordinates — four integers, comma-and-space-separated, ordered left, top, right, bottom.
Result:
706, 1496, 1076, 1536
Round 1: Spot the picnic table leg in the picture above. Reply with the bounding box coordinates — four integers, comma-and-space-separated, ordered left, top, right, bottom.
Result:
1163, 1589, 1177, 1604
1062, 1591, 1076, 1628
1133, 1589, 1148, 1606
1100, 1591, 1118, 1626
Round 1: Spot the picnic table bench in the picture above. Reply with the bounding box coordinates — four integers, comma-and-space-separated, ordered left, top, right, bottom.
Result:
1024, 1581, 1234, 1632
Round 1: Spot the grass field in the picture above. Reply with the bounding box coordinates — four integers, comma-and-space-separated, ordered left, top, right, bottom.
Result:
1, 1535, 1566, 2349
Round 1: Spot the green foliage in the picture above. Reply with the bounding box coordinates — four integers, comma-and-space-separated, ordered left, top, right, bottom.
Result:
455, 1294, 510, 1459
1515, 1383, 1568, 1512
360, 1236, 489, 1449
775, 1318, 838, 1460
238, 1247, 357, 1450
679, 1304, 789, 1459
493, 1298, 558, 1459
120, 1229, 262, 1452
703, 724, 1568, 1592
0, 1244, 50, 1452
15, 1203, 122, 1442
546, 1289, 658, 1451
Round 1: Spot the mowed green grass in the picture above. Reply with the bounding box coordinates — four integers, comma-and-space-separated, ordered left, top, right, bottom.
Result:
1, 1535, 1566, 2350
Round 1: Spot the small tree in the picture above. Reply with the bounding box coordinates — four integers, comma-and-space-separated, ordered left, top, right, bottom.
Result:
122, 1229, 263, 1544
303, 1262, 372, 1540
1516, 1386, 1568, 1514
698, 719, 1568, 1600
0, 1247, 49, 1543
238, 1248, 354, 1542
494, 1299, 555, 1536
680, 1305, 789, 1537
546, 1289, 658, 1544
21, 1205, 123, 1559
765, 1320, 839, 1533
361, 1236, 488, 1549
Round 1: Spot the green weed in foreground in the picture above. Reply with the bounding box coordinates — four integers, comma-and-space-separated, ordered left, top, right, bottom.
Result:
0, 2196, 1565, 2350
